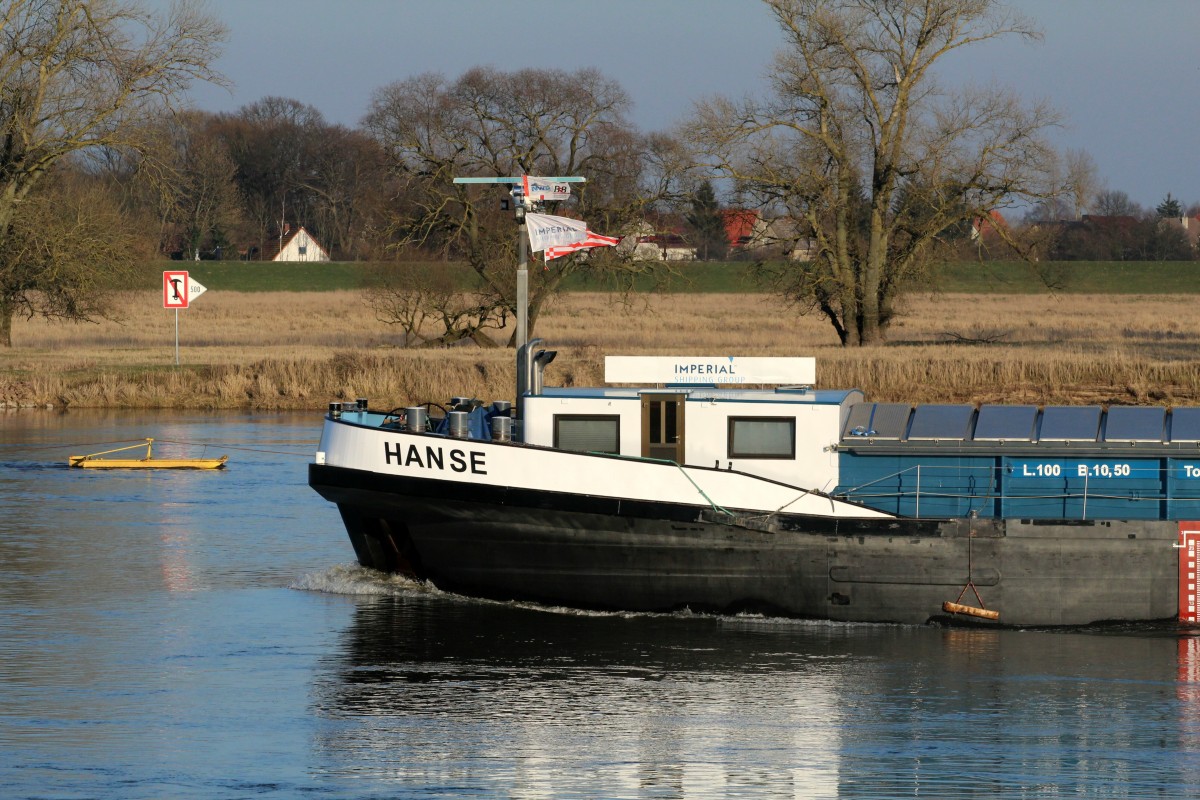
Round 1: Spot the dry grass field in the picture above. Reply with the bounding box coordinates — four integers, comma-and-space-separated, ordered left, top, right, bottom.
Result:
4, 289, 1200, 409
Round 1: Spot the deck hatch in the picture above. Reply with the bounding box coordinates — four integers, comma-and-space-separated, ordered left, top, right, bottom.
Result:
973, 405, 1038, 441
842, 403, 911, 440
1169, 407, 1200, 442
907, 404, 975, 440
1037, 406, 1102, 441
842, 404, 874, 437
1104, 406, 1166, 442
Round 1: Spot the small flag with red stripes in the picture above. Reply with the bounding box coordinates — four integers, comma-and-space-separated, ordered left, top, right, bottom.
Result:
544, 231, 620, 260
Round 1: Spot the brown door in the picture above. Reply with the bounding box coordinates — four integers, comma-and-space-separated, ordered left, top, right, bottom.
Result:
641, 394, 685, 463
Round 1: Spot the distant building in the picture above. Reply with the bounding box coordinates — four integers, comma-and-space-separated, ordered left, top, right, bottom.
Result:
263, 225, 330, 262
758, 217, 817, 261
634, 230, 697, 261
1079, 214, 1138, 235
970, 210, 1009, 244
722, 209, 816, 260
1160, 215, 1200, 249
721, 209, 760, 250
619, 212, 819, 262
616, 220, 697, 261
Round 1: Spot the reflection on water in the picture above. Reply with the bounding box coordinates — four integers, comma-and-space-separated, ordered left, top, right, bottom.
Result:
314, 594, 847, 798
306, 574, 1200, 799
3, 410, 1200, 798
0, 411, 350, 798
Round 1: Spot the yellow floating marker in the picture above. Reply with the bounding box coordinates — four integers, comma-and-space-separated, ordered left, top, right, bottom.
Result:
68, 438, 227, 470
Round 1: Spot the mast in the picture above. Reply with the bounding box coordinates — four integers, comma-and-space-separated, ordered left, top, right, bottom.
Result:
451, 176, 585, 427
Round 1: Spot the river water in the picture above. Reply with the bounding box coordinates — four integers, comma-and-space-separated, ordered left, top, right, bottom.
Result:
2, 411, 1200, 799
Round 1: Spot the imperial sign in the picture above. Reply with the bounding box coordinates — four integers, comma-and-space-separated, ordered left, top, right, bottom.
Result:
604, 356, 817, 385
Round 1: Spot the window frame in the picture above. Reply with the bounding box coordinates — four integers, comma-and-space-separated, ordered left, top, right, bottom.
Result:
553, 414, 622, 455
727, 416, 797, 460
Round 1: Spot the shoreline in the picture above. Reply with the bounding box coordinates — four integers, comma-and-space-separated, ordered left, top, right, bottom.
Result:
6, 349, 1200, 412
5, 290, 1200, 410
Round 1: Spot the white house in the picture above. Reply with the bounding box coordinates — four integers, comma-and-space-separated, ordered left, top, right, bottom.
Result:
270, 225, 330, 262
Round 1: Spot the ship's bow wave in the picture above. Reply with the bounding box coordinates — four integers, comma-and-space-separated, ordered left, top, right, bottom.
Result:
291, 563, 440, 597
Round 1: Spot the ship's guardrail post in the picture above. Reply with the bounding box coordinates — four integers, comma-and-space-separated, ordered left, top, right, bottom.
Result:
1082, 473, 1088, 520
916, 465, 921, 518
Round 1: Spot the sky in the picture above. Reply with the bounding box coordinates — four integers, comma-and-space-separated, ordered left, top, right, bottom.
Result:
167, 0, 1200, 212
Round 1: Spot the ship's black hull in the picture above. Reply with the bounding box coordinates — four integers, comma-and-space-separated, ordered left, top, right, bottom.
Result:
310, 463, 1179, 626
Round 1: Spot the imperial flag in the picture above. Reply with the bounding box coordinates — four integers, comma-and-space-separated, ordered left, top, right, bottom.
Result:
525, 213, 587, 253
525, 212, 619, 260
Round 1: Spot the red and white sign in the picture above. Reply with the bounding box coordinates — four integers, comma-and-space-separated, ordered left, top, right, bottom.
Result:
163, 271, 189, 308
163, 272, 207, 309
545, 231, 620, 260
1179, 523, 1200, 622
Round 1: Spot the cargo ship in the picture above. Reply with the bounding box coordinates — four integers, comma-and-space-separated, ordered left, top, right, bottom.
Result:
308, 344, 1200, 626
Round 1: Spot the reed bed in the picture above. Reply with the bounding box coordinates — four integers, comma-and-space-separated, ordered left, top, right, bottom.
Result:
4, 289, 1200, 409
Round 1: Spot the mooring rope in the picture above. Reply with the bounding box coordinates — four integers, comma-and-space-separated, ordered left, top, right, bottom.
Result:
2, 437, 317, 459
594, 451, 734, 517
0, 438, 148, 453
154, 438, 317, 458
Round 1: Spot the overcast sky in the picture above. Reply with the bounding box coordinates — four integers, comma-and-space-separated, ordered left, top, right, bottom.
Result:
174, 0, 1200, 211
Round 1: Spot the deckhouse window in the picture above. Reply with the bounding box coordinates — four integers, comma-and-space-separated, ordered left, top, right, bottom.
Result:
554, 415, 620, 454
728, 417, 796, 459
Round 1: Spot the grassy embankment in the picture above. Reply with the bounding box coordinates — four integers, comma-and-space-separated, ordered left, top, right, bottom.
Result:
5, 259, 1200, 410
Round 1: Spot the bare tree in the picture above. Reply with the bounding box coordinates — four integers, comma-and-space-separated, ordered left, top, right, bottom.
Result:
1063, 148, 1100, 219
1093, 190, 1142, 218
688, 0, 1063, 345
211, 97, 395, 260
362, 67, 689, 345
296, 125, 391, 259
212, 97, 325, 256
128, 111, 243, 258
0, 0, 227, 346
363, 264, 507, 347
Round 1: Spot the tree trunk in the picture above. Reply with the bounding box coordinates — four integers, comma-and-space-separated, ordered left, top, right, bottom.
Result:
0, 298, 13, 348
858, 206, 888, 345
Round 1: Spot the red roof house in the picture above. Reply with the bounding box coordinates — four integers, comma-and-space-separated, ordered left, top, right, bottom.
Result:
721, 209, 761, 249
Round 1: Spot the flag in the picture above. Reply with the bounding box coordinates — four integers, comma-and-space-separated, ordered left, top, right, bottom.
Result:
544, 231, 620, 260
521, 176, 571, 202
524, 212, 587, 253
